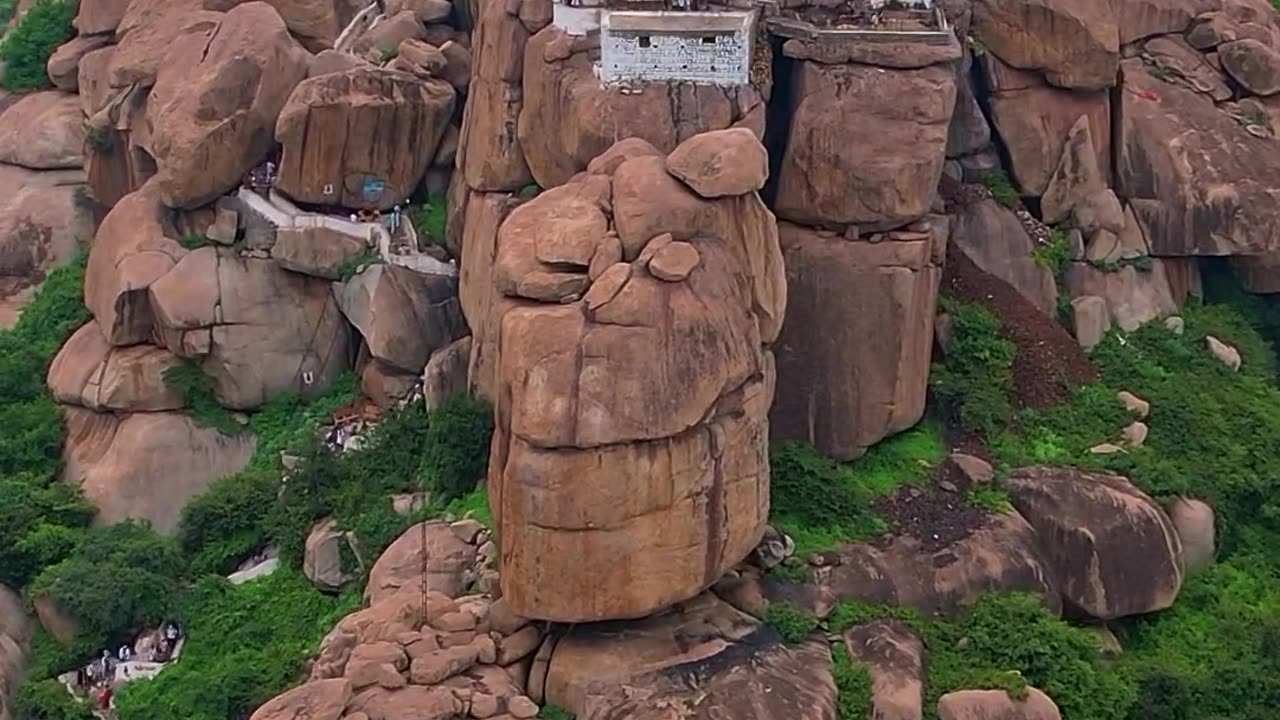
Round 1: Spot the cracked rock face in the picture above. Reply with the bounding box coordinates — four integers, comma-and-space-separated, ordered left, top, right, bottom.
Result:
485, 133, 784, 623
148, 245, 353, 410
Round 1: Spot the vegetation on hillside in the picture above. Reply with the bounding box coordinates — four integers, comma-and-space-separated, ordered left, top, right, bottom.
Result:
931, 290, 1280, 720
769, 425, 944, 561
0, 0, 74, 91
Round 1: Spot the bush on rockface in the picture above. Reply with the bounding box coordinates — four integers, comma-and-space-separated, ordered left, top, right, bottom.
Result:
0, 0, 74, 91
112, 570, 359, 720
29, 522, 184, 651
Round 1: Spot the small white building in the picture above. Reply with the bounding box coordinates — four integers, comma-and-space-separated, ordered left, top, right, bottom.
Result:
601, 10, 755, 85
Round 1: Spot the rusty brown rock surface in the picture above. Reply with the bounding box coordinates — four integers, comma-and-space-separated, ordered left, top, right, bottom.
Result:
276, 67, 456, 210
773, 60, 955, 229
770, 221, 942, 460
146, 2, 309, 209
972, 0, 1119, 90
486, 134, 783, 622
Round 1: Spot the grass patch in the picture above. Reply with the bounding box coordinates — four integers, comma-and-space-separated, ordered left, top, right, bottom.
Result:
832, 643, 872, 720
112, 570, 359, 720
764, 602, 819, 643
408, 196, 448, 247
0, 0, 74, 91
966, 485, 1014, 514
177, 233, 209, 250
1032, 227, 1072, 280
930, 297, 1016, 438
978, 170, 1019, 207
769, 425, 944, 561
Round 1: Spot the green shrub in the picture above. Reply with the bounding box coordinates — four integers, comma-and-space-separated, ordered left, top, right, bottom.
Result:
978, 170, 1019, 207
178, 470, 278, 577
1032, 227, 1072, 281
0, 0, 74, 91
30, 522, 183, 649
177, 233, 208, 250
832, 643, 872, 720
764, 602, 819, 643
163, 362, 242, 435
13, 678, 94, 720
931, 298, 1016, 437
518, 184, 541, 199
408, 198, 447, 247
113, 571, 359, 720
538, 706, 575, 720
1118, 561, 1280, 720
0, 256, 89, 477
966, 485, 1013, 514
0, 0, 16, 26
422, 394, 495, 501
770, 425, 943, 560
0, 472, 93, 588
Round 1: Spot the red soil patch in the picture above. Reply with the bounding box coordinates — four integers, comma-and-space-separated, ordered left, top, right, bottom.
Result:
941, 242, 1097, 409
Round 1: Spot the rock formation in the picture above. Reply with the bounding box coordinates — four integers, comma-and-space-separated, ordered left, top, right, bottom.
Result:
479, 131, 783, 622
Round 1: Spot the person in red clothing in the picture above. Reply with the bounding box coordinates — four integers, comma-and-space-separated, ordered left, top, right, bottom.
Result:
99, 686, 113, 709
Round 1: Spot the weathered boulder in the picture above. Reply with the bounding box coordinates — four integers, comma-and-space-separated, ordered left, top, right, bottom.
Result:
665, 128, 767, 199
488, 137, 783, 622
1007, 466, 1183, 619
1219, 38, 1280, 95
1232, 250, 1280, 292
423, 335, 471, 410
109, 0, 225, 88
1070, 295, 1111, 350
149, 248, 354, 410
0, 92, 86, 170
774, 60, 955, 229
47, 323, 185, 411
84, 184, 184, 346
75, 0, 132, 34
937, 687, 1061, 720
272, 226, 369, 279
1116, 0, 1218, 44
807, 512, 1060, 617
972, 0, 1119, 90
249, 678, 351, 720
350, 10, 425, 59
335, 265, 464, 373
0, 586, 29, 647
770, 221, 942, 460
544, 593, 837, 720
305, 518, 364, 592
1041, 116, 1107, 225
147, 3, 310, 208
948, 67, 992, 158
1145, 35, 1233, 102
264, 0, 364, 48
983, 56, 1111, 195
276, 67, 456, 210
0, 175, 95, 317
1065, 259, 1178, 332
1118, 56, 1280, 255
844, 621, 924, 720
950, 198, 1057, 315
61, 407, 255, 535
48, 35, 112, 92
365, 521, 481, 605
458, 0, 535, 192
1166, 497, 1215, 573
387, 0, 453, 23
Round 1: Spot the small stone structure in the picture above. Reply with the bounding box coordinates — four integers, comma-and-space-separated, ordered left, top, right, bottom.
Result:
601, 10, 755, 84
